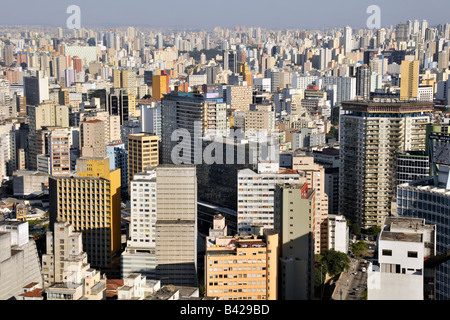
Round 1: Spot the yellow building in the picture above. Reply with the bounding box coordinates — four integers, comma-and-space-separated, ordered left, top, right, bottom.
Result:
204, 232, 278, 300
48, 157, 122, 276
152, 74, 169, 100
113, 69, 137, 116
400, 59, 419, 101
127, 133, 159, 185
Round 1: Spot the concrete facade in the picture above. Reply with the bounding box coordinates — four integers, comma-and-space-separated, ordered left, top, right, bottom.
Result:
0, 221, 43, 300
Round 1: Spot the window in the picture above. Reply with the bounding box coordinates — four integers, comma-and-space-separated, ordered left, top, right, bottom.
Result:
382, 249, 392, 256
407, 251, 418, 258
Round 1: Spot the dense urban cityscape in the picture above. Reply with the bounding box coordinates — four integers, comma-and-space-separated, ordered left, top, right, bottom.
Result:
0, 3, 450, 308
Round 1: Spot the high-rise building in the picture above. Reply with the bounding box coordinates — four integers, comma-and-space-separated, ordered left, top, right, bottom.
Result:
106, 89, 131, 125
224, 85, 253, 111
23, 76, 49, 106
224, 49, 237, 74
155, 165, 198, 287
396, 123, 450, 299
396, 23, 409, 43
393, 150, 430, 188
48, 128, 71, 176
344, 26, 352, 53
139, 103, 161, 138
113, 69, 138, 108
48, 157, 122, 276
292, 153, 329, 254
42, 221, 107, 300
72, 56, 83, 74
274, 183, 316, 300
127, 133, 159, 185
106, 142, 128, 195
27, 102, 70, 170
339, 99, 432, 228
204, 230, 279, 300
237, 161, 300, 234
356, 64, 371, 100
400, 60, 419, 101
3, 44, 15, 67
161, 91, 227, 165
311, 148, 340, 216
121, 168, 157, 279
79, 119, 107, 158
28, 101, 69, 132
152, 74, 169, 100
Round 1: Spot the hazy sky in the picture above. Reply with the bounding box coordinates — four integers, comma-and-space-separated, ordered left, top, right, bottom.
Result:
1, 0, 450, 30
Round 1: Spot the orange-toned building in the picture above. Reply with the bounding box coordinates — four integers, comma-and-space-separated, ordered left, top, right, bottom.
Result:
152, 74, 169, 100
205, 231, 279, 300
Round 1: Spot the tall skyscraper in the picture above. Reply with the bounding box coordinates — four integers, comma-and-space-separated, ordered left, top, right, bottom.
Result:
224, 49, 238, 74
107, 88, 131, 125
127, 133, 159, 186
274, 183, 316, 300
400, 60, 419, 101
152, 74, 169, 100
396, 123, 450, 300
356, 64, 371, 100
155, 165, 198, 287
106, 142, 128, 195
48, 128, 71, 176
3, 44, 15, 67
237, 161, 300, 234
48, 157, 122, 276
396, 23, 409, 42
161, 91, 227, 165
140, 103, 162, 138
344, 26, 352, 53
79, 119, 107, 158
339, 99, 432, 229
121, 168, 157, 279
292, 154, 329, 254
23, 76, 49, 106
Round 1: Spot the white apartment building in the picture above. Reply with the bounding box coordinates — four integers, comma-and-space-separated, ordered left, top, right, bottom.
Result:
121, 168, 158, 279
237, 161, 300, 233
327, 215, 348, 254
117, 273, 161, 300
418, 85, 434, 102
367, 217, 435, 300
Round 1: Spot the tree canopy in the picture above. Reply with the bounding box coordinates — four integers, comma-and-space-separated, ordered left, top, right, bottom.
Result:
315, 249, 350, 282
352, 241, 368, 258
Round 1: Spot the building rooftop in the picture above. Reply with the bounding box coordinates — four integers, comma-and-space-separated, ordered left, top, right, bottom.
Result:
379, 217, 435, 243
342, 99, 434, 113
19, 288, 43, 298
379, 231, 422, 243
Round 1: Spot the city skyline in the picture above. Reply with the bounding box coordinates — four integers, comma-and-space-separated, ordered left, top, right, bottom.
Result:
0, 0, 450, 30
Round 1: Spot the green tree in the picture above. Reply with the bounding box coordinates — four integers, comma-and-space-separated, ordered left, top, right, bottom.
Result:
367, 226, 381, 237
314, 255, 328, 287
326, 126, 337, 140
352, 241, 368, 258
348, 220, 361, 236
321, 249, 350, 276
